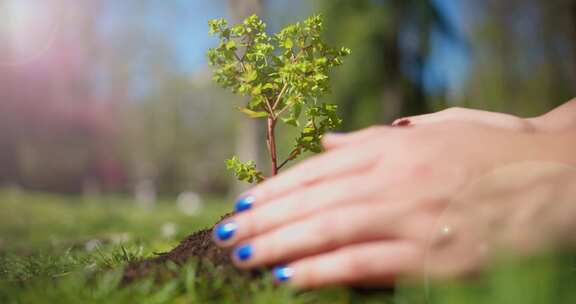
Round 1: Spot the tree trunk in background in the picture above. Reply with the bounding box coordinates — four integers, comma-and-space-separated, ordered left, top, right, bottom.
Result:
567, 0, 576, 92
228, 0, 264, 194
229, 0, 262, 21
318, 0, 448, 130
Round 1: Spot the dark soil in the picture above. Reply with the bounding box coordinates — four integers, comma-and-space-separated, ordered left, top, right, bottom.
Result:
123, 213, 255, 283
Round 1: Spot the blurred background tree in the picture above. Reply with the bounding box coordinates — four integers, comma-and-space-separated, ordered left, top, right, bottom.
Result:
462, 0, 576, 115
0, 0, 574, 198
228, 0, 266, 193
315, 0, 460, 129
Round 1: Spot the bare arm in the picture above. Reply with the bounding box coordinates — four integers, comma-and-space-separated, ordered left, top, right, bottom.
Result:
386, 98, 576, 135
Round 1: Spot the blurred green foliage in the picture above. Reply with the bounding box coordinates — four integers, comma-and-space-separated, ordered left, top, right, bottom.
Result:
313, 0, 458, 129
312, 0, 576, 131
1, 1, 574, 195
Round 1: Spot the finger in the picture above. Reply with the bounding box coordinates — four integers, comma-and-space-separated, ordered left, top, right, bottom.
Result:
395, 108, 472, 126
240, 142, 382, 209
218, 170, 448, 247
215, 173, 379, 246
396, 108, 528, 131
321, 126, 393, 150
421, 212, 490, 279
275, 241, 423, 289
231, 202, 413, 268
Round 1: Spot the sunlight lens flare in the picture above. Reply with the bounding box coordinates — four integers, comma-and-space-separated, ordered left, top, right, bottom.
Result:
0, 0, 61, 66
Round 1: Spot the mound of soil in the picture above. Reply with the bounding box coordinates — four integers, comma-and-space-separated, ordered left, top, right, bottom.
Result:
123, 213, 255, 283
123, 214, 395, 296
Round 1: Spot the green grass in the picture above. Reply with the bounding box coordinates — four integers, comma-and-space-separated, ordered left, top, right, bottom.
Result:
0, 189, 574, 303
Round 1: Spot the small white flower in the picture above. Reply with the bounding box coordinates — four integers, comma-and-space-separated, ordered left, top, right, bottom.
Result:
109, 233, 131, 245
161, 222, 178, 239
176, 191, 203, 216
85, 239, 102, 252
85, 262, 98, 271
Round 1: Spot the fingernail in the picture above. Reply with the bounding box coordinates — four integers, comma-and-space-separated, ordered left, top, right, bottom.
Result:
235, 196, 255, 213
392, 118, 411, 127
273, 265, 294, 282
214, 221, 238, 242
234, 244, 253, 262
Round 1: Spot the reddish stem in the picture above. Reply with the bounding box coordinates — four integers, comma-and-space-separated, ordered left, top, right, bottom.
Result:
266, 117, 278, 175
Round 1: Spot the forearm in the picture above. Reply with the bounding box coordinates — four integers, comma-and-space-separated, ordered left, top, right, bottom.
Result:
527, 99, 576, 132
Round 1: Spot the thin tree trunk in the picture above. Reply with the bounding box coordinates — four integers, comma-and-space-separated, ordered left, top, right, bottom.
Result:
266, 117, 278, 175
229, 0, 264, 192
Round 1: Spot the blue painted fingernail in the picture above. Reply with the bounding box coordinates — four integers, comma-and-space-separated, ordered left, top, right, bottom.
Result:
234, 244, 253, 261
235, 196, 255, 213
273, 265, 294, 282
214, 221, 238, 241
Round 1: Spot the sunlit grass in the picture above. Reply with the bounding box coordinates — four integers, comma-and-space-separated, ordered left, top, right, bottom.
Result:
0, 189, 227, 252
0, 189, 574, 303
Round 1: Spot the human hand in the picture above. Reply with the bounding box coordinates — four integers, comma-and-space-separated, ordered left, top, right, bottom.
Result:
389, 99, 576, 135
214, 122, 576, 288
391, 107, 534, 132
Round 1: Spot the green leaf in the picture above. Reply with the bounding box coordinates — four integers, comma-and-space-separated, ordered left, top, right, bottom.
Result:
281, 117, 298, 127
248, 97, 264, 108
283, 38, 294, 49
242, 70, 258, 82
237, 107, 268, 118
262, 83, 275, 91
225, 156, 264, 184
225, 40, 236, 50
251, 85, 262, 95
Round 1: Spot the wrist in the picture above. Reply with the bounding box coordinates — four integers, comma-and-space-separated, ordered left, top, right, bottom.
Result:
525, 99, 576, 133
479, 132, 576, 251
526, 131, 576, 166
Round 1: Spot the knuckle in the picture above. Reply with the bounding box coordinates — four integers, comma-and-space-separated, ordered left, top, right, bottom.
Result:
303, 263, 322, 287
365, 125, 385, 136
236, 214, 258, 238
262, 235, 282, 263
408, 162, 435, 180
342, 250, 370, 276
244, 207, 278, 236
287, 191, 309, 213
315, 210, 349, 247
422, 198, 450, 212
511, 116, 533, 132
393, 160, 436, 183
403, 211, 439, 242
386, 133, 417, 153
315, 214, 340, 238
443, 106, 465, 114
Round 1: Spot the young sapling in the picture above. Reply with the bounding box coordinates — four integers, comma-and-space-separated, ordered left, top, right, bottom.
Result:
122, 14, 350, 283
208, 14, 350, 181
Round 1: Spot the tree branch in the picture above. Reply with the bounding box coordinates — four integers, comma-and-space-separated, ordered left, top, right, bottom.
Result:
234, 51, 247, 72
272, 83, 289, 110
263, 97, 274, 115
277, 147, 301, 171
275, 101, 292, 118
